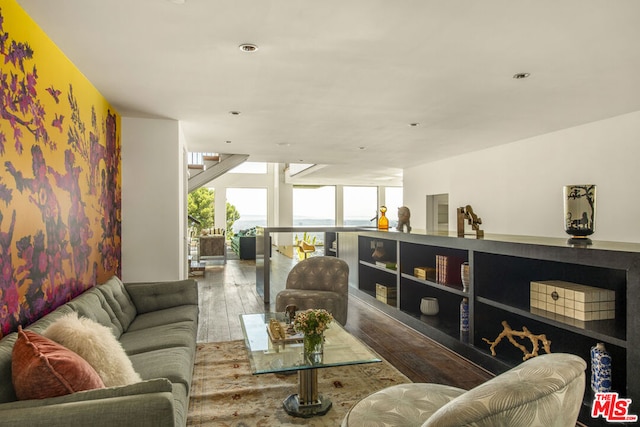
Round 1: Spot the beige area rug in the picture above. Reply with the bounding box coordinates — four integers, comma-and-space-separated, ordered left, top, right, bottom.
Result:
187, 340, 411, 426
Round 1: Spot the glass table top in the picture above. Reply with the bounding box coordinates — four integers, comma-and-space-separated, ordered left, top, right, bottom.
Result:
240, 313, 381, 374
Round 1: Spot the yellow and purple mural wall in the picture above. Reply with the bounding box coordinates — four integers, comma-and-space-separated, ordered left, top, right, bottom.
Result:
0, 0, 121, 337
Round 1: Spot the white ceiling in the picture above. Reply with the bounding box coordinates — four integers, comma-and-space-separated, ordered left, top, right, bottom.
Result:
17, 0, 640, 186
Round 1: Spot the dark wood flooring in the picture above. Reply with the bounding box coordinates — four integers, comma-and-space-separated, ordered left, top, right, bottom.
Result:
193, 254, 493, 390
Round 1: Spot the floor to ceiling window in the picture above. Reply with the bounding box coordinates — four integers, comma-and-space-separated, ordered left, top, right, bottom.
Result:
293, 186, 336, 226
293, 185, 336, 245
226, 188, 267, 234
343, 186, 378, 227
222, 162, 269, 234
384, 187, 403, 229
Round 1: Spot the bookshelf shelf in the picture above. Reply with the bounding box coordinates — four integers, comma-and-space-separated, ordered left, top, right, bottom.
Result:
353, 230, 640, 424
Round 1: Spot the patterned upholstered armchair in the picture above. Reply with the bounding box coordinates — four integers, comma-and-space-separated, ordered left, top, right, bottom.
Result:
275, 256, 349, 325
342, 353, 586, 427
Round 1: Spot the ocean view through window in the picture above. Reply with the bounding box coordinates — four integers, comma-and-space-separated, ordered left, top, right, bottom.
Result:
293, 186, 335, 245
227, 188, 267, 233
344, 186, 378, 227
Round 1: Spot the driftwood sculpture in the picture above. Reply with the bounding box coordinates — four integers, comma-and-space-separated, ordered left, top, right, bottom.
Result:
482, 321, 552, 361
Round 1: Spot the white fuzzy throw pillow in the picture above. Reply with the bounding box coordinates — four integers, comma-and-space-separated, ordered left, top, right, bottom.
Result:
43, 312, 142, 387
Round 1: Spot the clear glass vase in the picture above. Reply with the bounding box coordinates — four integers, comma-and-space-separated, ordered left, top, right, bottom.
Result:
303, 333, 324, 364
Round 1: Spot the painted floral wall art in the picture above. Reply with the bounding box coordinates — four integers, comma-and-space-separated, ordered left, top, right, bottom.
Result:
0, 2, 121, 337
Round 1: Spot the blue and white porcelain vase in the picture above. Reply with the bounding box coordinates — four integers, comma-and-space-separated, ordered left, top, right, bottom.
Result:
460, 298, 469, 332
590, 342, 612, 393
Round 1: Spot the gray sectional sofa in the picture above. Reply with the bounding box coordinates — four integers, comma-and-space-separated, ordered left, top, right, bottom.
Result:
0, 276, 199, 427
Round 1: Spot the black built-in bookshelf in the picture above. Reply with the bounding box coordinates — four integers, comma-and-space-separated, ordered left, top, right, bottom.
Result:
354, 230, 640, 426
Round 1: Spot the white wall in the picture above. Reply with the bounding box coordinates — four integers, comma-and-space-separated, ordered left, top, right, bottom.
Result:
272, 164, 294, 246
404, 110, 640, 243
121, 117, 186, 282
179, 124, 188, 278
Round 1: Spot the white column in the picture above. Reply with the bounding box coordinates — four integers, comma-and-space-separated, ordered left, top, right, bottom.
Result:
121, 117, 186, 281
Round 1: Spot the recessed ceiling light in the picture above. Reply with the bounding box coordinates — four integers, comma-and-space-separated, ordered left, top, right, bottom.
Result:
239, 43, 258, 53
226, 140, 232, 144
229, 111, 241, 115
359, 146, 366, 150
513, 72, 531, 79
409, 123, 420, 127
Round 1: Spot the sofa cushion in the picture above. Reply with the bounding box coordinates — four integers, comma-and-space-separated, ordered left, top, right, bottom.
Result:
0, 381, 175, 427
42, 312, 142, 387
171, 382, 189, 427
66, 289, 123, 338
119, 320, 197, 356
0, 333, 18, 403
342, 383, 465, 427
126, 305, 199, 332
0, 378, 173, 410
129, 346, 195, 389
97, 276, 137, 331
1, 300, 100, 404
24, 304, 76, 334
125, 279, 198, 314
12, 327, 105, 400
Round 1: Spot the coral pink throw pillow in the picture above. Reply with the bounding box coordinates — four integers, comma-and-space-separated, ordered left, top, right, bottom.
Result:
12, 326, 105, 400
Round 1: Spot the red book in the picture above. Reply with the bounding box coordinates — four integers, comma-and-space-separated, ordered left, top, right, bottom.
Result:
435, 255, 463, 285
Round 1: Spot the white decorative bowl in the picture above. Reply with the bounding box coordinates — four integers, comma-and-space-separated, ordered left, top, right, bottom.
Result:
420, 297, 439, 316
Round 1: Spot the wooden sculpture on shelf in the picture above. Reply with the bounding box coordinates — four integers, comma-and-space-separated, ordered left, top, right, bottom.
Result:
482, 321, 552, 361
457, 205, 484, 238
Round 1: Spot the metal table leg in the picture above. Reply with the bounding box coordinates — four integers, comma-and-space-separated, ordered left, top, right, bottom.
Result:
282, 368, 332, 418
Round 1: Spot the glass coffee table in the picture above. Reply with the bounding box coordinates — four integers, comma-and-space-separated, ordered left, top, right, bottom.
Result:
240, 312, 381, 418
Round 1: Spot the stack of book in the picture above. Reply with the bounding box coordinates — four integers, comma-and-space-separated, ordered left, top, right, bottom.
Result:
435, 255, 464, 285
376, 283, 397, 305
414, 266, 436, 281
375, 261, 397, 270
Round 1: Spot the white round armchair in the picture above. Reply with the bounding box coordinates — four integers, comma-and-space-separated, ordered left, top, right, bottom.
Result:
342, 353, 586, 427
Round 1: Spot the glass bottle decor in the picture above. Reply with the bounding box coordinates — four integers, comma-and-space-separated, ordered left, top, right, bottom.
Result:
564, 185, 596, 245
378, 206, 389, 230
